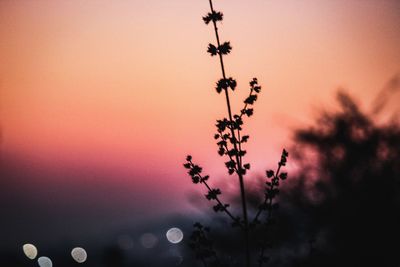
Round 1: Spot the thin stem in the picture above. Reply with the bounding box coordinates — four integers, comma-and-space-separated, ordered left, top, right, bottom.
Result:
208, 0, 250, 266
239, 87, 255, 120
252, 164, 282, 224
237, 86, 255, 167
237, 128, 243, 167
258, 194, 274, 267
256, 164, 282, 267
203, 180, 243, 228
188, 160, 243, 228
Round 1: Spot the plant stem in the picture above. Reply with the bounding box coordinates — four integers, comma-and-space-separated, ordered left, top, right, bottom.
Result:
188, 160, 243, 228
208, 1, 250, 266
256, 164, 282, 267
253, 164, 282, 224
203, 180, 243, 228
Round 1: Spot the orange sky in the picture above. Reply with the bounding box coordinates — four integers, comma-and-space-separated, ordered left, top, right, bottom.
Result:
1, 0, 400, 209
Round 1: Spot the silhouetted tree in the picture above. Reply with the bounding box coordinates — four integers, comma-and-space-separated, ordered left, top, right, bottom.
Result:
277, 91, 400, 267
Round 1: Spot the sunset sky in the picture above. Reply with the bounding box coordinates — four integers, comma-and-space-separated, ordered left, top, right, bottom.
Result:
1, 0, 400, 246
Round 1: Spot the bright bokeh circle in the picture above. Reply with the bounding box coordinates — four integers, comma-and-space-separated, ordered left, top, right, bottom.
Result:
166, 227, 184, 244
22, 244, 38, 260
71, 247, 87, 263
38, 256, 52, 267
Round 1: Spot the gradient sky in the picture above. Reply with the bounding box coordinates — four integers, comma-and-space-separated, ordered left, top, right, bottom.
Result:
1, 0, 400, 245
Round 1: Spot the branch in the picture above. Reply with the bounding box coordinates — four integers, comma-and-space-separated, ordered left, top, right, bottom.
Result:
184, 156, 243, 228
252, 164, 282, 225
251, 149, 289, 267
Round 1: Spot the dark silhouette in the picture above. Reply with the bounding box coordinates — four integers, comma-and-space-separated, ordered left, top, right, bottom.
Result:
275, 91, 400, 267
183, 1, 288, 266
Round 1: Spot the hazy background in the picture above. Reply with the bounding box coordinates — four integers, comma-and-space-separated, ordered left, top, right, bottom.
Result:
1, 0, 399, 259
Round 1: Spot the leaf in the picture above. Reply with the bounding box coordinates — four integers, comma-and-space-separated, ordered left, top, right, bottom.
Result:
218, 42, 232, 55
241, 135, 250, 143
244, 94, 257, 105
213, 203, 228, 212
206, 188, 221, 200
245, 108, 254, 117
222, 133, 230, 139
217, 140, 227, 147
234, 117, 243, 126
227, 77, 237, 90
216, 118, 228, 131
227, 149, 238, 157
186, 155, 192, 161
266, 170, 274, 178
192, 175, 200, 184
229, 136, 238, 144
244, 163, 250, 170
225, 160, 235, 169
202, 11, 223, 25
201, 175, 210, 182
189, 165, 202, 176
183, 163, 191, 169
202, 14, 213, 25
250, 78, 258, 87
207, 43, 218, 56
279, 172, 288, 180
215, 79, 228, 93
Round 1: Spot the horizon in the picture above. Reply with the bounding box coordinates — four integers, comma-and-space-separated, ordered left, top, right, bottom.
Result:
1, 0, 400, 261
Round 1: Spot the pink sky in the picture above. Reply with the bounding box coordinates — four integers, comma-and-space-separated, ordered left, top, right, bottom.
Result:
1, 0, 400, 218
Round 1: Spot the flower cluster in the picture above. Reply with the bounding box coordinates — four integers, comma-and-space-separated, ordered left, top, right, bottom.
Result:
215, 78, 237, 93
207, 42, 232, 57
202, 11, 223, 25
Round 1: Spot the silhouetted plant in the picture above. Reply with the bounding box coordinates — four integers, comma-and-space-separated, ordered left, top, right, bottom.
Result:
183, 1, 288, 266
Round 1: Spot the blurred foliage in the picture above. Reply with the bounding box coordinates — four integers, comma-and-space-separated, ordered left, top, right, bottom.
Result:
276, 91, 400, 267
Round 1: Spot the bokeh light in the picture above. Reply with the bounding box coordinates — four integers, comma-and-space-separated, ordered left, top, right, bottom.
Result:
71, 247, 87, 263
140, 233, 158, 249
166, 228, 183, 244
38, 256, 52, 267
22, 243, 38, 260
